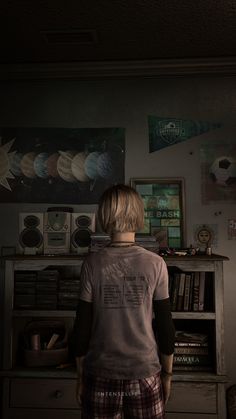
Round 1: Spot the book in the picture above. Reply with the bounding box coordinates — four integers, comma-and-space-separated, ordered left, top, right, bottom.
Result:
173, 365, 212, 372
171, 273, 180, 311
174, 346, 209, 355
174, 354, 210, 366
183, 273, 191, 311
177, 273, 186, 311
198, 272, 206, 311
193, 272, 200, 311
204, 273, 213, 311
175, 330, 208, 344
188, 273, 194, 311
175, 341, 208, 347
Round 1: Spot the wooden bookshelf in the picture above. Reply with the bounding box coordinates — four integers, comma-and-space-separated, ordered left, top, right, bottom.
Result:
0, 254, 228, 419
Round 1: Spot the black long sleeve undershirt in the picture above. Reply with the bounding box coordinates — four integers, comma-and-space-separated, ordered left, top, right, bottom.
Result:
153, 297, 175, 355
73, 299, 93, 357
73, 297, 175, 358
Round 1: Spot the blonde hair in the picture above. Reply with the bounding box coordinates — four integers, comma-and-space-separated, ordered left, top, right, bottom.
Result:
98, 184, 144, 234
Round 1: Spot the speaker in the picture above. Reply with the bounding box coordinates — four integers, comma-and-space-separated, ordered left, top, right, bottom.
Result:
19, 213, 44, 254
71, 213, 96, 254
44, 212, 71, 255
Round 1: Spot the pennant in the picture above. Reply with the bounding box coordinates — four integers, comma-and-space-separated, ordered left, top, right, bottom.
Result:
148, 116, 222, 152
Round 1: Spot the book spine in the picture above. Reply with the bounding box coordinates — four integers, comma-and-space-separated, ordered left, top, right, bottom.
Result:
171, 273, 180, 311
183, 273, 191, 311
177, 273, 186, 311
174, 346, 209, 355
174, 354, 210, 365
193, 272, 200, 311
173, 365, 212, 372
188, 273, 194, 311
198, 272, 206, 311
175, 342, 208, 347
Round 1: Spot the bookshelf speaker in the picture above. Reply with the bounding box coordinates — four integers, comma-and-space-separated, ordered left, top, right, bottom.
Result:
71, 213, 95, 254
19, 213, 44, 254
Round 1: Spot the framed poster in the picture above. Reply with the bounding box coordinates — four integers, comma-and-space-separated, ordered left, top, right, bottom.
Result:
130, 178, 185, 249
0, 127, 125, 204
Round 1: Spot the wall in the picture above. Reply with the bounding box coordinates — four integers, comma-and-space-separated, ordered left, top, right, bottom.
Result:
0, 76, 235, 385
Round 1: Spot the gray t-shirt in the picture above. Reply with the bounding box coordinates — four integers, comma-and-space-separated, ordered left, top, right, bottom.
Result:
79, 245, 169, 379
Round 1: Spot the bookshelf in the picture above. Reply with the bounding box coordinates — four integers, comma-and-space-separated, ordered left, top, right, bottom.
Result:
164, 253, 228, 419
0, 254, 228, 419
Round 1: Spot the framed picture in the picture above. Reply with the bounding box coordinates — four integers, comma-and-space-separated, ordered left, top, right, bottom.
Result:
130, 178, 186, 249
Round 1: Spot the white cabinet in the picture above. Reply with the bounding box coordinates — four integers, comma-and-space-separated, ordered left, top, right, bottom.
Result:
0, 254, 228, 418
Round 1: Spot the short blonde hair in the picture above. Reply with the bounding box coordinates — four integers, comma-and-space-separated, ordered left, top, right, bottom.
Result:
98, 184, 144, 234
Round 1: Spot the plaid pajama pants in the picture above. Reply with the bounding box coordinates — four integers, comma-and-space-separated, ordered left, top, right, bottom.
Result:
81, 372, 165, 419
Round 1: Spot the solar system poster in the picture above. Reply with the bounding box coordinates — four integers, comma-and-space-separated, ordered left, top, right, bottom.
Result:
0, 127, 125, 204
201, 143, 236, 204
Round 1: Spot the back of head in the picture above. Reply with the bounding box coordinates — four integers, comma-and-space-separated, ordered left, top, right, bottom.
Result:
98, 184, 144, 235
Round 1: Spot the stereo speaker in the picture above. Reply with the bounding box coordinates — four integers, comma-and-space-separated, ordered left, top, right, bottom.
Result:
19, 213, 44, 254
71, 213, 96, 254
44, 211, 71, 255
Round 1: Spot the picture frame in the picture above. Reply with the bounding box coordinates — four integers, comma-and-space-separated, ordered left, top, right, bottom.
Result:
130, 178, 186, 249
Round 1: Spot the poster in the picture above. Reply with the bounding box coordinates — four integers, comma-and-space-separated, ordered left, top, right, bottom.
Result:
228, 219, 236, 240
131, 178, 185, 249
201, 143, 236, 203
0, 127, 125, 204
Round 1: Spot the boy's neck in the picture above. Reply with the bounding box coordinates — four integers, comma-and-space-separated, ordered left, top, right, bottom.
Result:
111, 232, 135, 243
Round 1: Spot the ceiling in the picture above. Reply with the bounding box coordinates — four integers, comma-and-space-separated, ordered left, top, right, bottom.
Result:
1, 0, 236, 78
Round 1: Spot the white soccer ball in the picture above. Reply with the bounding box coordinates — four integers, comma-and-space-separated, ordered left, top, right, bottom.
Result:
210, 156, 236, 187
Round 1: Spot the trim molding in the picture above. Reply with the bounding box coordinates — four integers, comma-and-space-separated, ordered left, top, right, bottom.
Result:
1, 57, 236, 80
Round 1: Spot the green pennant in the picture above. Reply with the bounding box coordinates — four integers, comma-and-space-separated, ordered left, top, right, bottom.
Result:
148, 116, 222, 152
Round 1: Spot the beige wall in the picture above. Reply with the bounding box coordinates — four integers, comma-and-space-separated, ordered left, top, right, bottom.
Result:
0, 76, 235, 385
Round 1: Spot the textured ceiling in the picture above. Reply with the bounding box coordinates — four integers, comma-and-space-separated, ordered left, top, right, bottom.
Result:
1, 0, 236, 65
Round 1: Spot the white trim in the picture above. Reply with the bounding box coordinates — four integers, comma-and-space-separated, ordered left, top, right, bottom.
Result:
1, 57, 236, 80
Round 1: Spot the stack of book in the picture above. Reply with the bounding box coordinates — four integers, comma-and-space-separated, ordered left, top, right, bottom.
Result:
36, 270, 59, 309
174, 330, 211, 371
169, 271, 211, 312
90, 233, 111, 252
135, 235, 159, 252
14, 271, 37, 309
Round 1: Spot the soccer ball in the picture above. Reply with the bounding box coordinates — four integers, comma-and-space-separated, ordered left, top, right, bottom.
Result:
210, 156, 236, 187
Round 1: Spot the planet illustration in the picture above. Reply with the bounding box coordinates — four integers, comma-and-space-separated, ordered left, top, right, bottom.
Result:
71, 152, 90, 182
84, 151, 101, 179
34, 152, 49, 178
57, 150, 77, 182
97, 152, 114, 179
21, 152, 37, 178
0, 139, 15, 191
10, 152, 23, 176
47, 152, 59, 177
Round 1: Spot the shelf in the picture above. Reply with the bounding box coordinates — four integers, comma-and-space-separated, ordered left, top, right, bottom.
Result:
13, 310, 76, 317
172, 312, 215, 320
0, 368, 227, 383
0, 367, 77, 379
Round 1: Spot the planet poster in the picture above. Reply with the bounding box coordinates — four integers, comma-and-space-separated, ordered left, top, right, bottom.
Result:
0, 127, 125, 204
201, 143, 236, 203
